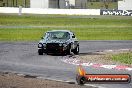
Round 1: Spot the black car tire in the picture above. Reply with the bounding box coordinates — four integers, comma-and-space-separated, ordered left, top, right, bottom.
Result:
67, 44, 74, 55
38, 49, 43, 55
74, 45, 79, 55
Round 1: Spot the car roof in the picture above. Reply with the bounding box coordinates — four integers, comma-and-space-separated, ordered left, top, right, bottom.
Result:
47, 30, 72, 33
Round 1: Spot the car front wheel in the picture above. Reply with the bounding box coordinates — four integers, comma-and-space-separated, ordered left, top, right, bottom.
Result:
66, 44, 72, 55
74, 45, 79, 55
38, 49, 43, 55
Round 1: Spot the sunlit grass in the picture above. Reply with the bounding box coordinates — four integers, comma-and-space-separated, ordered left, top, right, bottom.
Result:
111, 52, 132, 65
0, 14, 132, 41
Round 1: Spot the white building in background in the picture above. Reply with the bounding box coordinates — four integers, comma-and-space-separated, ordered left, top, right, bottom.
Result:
30, 0, 87, 9
30, 0, 64, 8
118, 0, 132, 10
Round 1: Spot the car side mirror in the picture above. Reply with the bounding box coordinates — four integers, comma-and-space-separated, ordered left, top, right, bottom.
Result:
72, 36, 75, 38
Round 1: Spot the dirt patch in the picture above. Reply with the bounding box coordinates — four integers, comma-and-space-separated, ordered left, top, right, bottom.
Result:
79, 49, 132, 66
0, 72, 96, 88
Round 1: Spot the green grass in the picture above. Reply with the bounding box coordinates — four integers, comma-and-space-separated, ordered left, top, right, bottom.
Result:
111, 52, 132, 65
0, 14, 132, 41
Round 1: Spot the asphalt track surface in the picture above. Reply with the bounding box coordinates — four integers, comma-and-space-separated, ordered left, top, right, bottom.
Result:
0, 41, 132, 88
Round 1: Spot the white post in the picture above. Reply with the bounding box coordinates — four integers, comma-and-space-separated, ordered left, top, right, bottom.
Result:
18, 5, 22, 15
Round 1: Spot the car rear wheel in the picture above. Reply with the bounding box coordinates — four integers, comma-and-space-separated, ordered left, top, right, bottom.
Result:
38, 49, 43, 55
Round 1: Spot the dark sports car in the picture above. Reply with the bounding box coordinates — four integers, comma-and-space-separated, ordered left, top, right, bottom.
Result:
38, 30, 79, 55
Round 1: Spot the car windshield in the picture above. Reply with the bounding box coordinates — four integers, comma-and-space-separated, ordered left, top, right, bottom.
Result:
46, 31, 70, 40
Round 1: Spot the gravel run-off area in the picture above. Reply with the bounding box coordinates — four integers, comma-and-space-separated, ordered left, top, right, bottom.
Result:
0, 72, 97, 88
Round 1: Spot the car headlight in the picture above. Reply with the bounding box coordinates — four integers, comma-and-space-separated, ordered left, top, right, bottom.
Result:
43, 43, 46, 47
38, 43, 42, 48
